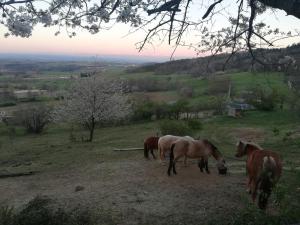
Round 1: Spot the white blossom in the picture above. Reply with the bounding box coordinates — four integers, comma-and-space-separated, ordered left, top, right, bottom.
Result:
53, 75, 131, 141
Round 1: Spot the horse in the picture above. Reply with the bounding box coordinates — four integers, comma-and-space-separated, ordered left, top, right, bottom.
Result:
168, 138, 227, 176
158, 135, 195, 165
144, 136, 160, 159
235, 140, 282, 210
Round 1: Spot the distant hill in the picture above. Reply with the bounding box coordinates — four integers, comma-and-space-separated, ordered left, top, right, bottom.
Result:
0, 53, 168, 64
128, 44, 300, 76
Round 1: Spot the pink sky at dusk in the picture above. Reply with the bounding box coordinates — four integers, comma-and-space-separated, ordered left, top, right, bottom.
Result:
0, 23, 197, 59
0, 3, 299, 60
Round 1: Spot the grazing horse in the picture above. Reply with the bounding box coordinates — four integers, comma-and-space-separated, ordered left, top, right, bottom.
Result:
144, 136, 159, 159
168, 139, 227, 176
235, 140, 282, 210
158, 135, 195, 165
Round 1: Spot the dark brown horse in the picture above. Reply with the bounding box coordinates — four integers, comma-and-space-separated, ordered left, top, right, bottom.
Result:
235, 140, 282, 210
168, 139, 227, 176
144, 136, 159, 159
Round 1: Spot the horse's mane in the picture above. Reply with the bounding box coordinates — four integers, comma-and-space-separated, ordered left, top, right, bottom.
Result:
242, 141, 263, 150
203, 139, 222, 160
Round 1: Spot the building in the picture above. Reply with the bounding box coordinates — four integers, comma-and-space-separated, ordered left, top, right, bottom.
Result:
227, 102, 254, 118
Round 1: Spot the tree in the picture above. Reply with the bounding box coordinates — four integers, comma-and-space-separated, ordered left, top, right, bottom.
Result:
15, 103, 51, 134
0, 0, 299, 62
53, 76, 131, 142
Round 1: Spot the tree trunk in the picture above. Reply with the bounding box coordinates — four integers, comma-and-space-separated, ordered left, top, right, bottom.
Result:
88, 117, 95, 142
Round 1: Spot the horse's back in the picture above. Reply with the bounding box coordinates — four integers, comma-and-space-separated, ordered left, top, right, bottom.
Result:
144, 136, 159, 149
172, 139, 190, 157
248, 149, 282, 179
158, 135, 181, 148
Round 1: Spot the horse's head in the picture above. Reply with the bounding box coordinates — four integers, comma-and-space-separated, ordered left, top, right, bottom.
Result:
235, 140, 247, 157
203, 139, 227, 175
217, 158, 227, 175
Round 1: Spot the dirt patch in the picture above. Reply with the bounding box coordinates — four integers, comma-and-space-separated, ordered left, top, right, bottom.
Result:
0, 157, 248, 225
230, 127, 266, 143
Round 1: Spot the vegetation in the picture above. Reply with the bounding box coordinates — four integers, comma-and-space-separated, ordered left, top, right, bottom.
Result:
14, 104, 51, 134
159, 119, 193, 136
53, 76, 131, 142
0, 196, 114, 225
0, 59, 300, 225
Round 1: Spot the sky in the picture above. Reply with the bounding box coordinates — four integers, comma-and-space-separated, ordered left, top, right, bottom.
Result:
0, 1, 299, 60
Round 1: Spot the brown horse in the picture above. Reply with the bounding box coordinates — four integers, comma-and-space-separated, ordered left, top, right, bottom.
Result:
235, 140, 282, 210
168, 139, 227, 176
158, 135, 195, 165
144, 136, 159, 159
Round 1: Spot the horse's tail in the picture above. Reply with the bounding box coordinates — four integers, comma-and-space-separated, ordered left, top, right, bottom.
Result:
258, 156, 277, 210
168, 143, 175, 176
144, 142, 149, 159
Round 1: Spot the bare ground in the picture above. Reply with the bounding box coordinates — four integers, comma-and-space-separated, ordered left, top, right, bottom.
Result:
0, 155, 248, 225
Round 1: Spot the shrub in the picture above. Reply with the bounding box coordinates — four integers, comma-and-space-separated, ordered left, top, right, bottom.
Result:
0, 206, 14, 225
0, 101, 17, 107
159, 119, 193, 136
132, 101, 155, 121
248, 87, 281, 111
14, 104, 51, 134
0, 196, 99, 225
187, 119, 202, 130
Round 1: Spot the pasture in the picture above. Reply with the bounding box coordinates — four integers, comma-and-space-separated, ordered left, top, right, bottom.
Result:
0, 109, 300, 224
0, 62, 300, 224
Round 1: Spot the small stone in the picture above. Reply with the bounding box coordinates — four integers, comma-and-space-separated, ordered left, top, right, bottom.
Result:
75, 185, 85, 192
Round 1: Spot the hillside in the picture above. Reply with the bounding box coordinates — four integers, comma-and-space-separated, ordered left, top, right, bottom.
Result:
128, 44, 300, 76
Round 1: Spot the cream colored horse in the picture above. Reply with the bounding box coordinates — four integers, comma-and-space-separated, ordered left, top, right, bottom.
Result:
167, 138, 227, 176
158, 135, 194, 165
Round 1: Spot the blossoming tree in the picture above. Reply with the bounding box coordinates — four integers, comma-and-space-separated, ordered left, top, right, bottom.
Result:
54, 76, 131, 142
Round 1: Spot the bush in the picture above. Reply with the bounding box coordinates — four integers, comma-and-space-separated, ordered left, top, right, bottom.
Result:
0, 101, 17, 107
132, 100, 155, 121
187, 119, 202, 130
0, 196, 99, 225
159, 120, 193, 136
248, 87, 281, 111
14, 104, 51, 134
0, 206, 14, 225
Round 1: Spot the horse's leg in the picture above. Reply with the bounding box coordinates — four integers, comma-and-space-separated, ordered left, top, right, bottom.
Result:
251, 179, 258, 203
205, 159, 210, 174
167, 157, 173, 176
168, 146, 175, 176
172, 158, 177, 175
198, 159, 204, 172
247, 177, 252, 194
150, 149, 156, 159
184, 156, 187, 167
144, 144, 149, 159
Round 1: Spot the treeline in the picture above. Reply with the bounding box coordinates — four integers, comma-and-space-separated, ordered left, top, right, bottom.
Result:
131, 98, 225, 121
0, 61, 109, 74
128, 43, 300, 76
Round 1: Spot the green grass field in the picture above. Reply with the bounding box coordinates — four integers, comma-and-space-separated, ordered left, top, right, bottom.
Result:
0, 67, 300, 224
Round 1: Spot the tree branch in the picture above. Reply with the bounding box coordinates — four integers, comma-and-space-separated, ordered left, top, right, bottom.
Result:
257, 0, 300, 19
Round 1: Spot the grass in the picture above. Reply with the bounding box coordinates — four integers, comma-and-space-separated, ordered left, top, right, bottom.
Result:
0, 109, 299, 172
0, 68, 299, 224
